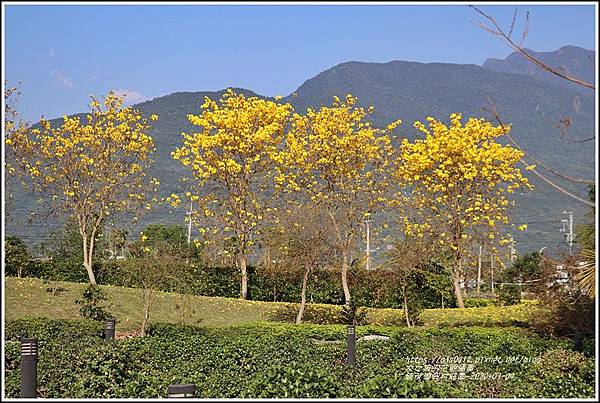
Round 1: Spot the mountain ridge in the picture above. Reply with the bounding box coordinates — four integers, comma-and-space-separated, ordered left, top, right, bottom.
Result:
6, 47, 596, 255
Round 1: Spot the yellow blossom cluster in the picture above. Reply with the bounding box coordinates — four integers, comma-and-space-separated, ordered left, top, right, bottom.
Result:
394, 113, 533, 253
6, 91, 159, 214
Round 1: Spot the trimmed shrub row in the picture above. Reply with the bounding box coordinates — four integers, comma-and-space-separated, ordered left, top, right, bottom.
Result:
4, 318, 594, 398
16, 260, 456, 309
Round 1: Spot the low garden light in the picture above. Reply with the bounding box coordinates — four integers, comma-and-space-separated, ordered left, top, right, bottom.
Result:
574, 330, 583, 352
167, 383, 196, 398
20, 337, 38, 398
347, 319, 356, 366
105, 318, 116, 340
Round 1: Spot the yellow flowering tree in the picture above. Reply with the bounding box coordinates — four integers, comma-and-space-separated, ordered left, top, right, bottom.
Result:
4, 84, 28, 212
394, 113, 533, 308
5, 92, 159, 284
279, 95, 399, 304
172, 89, 293, 299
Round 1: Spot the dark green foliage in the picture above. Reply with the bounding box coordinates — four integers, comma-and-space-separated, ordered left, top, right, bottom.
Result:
3, 319, 594, 398
129, 224, 201, 261
498, 252, 542, 306
464, 298, 497, 308
242, 363, 339, 398
145, 322, 210, 338
13, 262, 455, 309
340, 300, 367, 325
268, 303, 345, 325
75, 284, 112, 321
498, 284, 522, 306
4, 236, 31, 278
5, 317, 104, 343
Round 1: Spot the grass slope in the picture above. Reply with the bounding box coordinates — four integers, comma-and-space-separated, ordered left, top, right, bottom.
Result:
3, 277, 541, 331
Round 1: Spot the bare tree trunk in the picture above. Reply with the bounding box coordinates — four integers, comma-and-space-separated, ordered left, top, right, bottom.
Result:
81, 233, 97, 285
341, 249, 351, 305
452, 270, 465, 308
327, 209, 351, 304
84, 255, 97, 285
296, 267, 310, 324
141, 287, 151, 337
239, 254, 248, 300
477, 245, 482, 294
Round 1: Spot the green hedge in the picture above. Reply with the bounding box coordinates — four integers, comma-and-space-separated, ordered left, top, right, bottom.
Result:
21, 260, 456, 309
4, 318, 594, 398
5, 317, 104, 344
464, 298, 498, 308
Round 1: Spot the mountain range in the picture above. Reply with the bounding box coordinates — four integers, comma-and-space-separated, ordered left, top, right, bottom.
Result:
5, 45, 596, 255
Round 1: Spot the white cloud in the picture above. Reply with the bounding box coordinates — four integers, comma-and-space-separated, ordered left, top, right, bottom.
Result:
48, 48, 55, 57
88, 67, 100, 81
50, 70, 73, 88
112, 89, 147, 105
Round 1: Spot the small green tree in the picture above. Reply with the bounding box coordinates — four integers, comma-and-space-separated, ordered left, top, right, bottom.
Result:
75, 284, 112, 321
498, 252, 541, 305
5, 236, 31, 278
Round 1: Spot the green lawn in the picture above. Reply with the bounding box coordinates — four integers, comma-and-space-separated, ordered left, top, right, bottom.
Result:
3, 276, 542, 331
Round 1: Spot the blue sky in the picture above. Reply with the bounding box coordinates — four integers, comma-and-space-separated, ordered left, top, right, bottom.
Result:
4, 3, 597, 121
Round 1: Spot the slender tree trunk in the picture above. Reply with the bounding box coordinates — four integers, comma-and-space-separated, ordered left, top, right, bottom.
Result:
341, 249, 351, 304
81, 233, 97, 285
141, 287, 151, 337
452, 269, 465, 308
239, 253, 248, 300
477, 245, 482, 294
296, 267, 311, 324
84, 256, 97, 285
327, 209, 351, 304
451, 245, 465, 308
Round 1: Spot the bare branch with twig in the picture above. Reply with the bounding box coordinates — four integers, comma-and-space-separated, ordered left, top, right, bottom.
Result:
470, 5, 594, 90
482, 100, 595, 207
483, 98, 594, 185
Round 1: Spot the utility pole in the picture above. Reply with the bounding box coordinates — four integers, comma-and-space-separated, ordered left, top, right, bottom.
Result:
187, 201, 193, 244
490, 252, 495, 294
509, 237, 517, 265
477, 245, 482, 294
365, 218, 373, 270
560, 211, 573, 254
105, 225, 112, 259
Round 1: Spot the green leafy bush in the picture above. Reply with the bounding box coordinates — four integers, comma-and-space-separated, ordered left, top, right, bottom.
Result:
498, 284, 522, 306
5, 317, 103, 343
3, 319, 594, 398
464, 298, 497, 308
75, 284, 112, 321
242, 363, 339, 398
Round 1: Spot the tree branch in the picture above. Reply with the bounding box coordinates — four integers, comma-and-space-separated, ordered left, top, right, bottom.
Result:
470, 5, 595, 90
483, 101, 595, 207
482, 98, 594, 185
